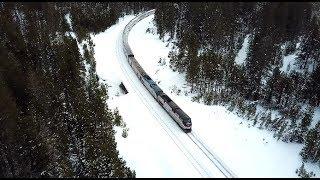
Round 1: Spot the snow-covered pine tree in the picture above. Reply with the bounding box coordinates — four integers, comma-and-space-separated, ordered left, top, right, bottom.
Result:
300, 121, 320, 164
295, 163, 315, 178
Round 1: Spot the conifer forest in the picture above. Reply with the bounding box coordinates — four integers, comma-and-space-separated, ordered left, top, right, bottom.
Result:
0, 2, 319, 178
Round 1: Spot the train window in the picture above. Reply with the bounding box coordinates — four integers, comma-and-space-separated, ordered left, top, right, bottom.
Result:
172, 107, 179, 113
128, 54, 134, 57
155, 90, 163, 96
145, 77, 156, 85
143, 75, 151, 80
183, 118, 192, 126
151, 84, 163, 95
183, 117, 191, 123
167, 101, 179, 110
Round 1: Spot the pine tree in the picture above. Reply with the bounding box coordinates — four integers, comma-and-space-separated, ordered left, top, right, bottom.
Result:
300, 108, 314, 137
295, 163, 315, 178
300, 121, 320, 163
309, 64, 320, 106
0, 2, 135, 177
153, 2, 320, 172
297, 15, 320, 71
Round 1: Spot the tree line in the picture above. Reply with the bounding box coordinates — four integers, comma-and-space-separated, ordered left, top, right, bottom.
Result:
153, 2, 320, 176
0, 2, 154, 177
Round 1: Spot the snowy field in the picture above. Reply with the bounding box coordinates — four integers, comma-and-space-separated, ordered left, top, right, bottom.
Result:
91, 13, 320, 178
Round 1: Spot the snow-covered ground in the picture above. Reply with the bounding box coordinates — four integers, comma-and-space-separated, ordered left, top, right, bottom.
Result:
279, 42, 300, 74
280, 53, 298, 73
91, 13, 320, 178
234, 34, 250, 66
91, 15, 201, 178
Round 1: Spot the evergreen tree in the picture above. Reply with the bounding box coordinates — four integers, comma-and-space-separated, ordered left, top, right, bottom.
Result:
297, 15, 320, 72
300, 122, 320, 164
0, 2, 136, 177
296, 163, 315, 178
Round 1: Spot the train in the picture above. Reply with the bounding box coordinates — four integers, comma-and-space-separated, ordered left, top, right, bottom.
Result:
122, 10, 192, 133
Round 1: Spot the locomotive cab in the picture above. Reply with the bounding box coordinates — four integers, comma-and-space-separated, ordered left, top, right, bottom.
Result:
175, 108, 192, 130
182, 117, 192, 133
182, 117, 192, 127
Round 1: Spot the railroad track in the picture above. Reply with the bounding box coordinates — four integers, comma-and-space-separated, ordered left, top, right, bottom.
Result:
188, 132, 237, 178
116, 25, 209, 177
119, 9, 237, 178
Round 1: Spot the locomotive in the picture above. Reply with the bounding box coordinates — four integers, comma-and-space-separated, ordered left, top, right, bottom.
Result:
122, 10, 192, 133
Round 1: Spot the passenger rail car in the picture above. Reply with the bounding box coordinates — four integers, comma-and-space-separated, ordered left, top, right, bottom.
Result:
122, 10, 192, 133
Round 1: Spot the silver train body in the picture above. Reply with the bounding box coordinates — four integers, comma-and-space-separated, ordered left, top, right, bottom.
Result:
122, 10, 192, 133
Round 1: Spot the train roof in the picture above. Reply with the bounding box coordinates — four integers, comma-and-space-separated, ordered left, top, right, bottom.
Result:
142, 75, 164, 94
145, 79, 156, 85
143, 75, 155, 83
150, 83, 163, 94
132, 60, 146, 76
143, 75, 152, 81
160, 94, 181, 110
160, 94, 172, 103
175, 108, 191, 121
167, 100, 179, 109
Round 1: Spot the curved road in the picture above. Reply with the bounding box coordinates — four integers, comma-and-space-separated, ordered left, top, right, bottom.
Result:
117, 9, 237, 178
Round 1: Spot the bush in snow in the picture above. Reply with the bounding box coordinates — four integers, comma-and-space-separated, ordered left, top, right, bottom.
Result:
122, 128, 129, 138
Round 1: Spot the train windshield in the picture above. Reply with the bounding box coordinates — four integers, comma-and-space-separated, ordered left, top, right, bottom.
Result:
176, 109, 191, 124
183, 117, 192, 126
183, 117, 191, 123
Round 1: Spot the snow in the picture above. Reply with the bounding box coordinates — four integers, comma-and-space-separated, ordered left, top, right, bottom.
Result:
279, 42, 308, 75
91, 16, 134, 99
91, 15, 201, 178
311, 107, 320, 128
280, 53, 298, 73
91, 12, 320, 178
64, 14, 88, 57
65, 13, 73, 31
128, 14, 320, 177
234, 34, 250, 66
